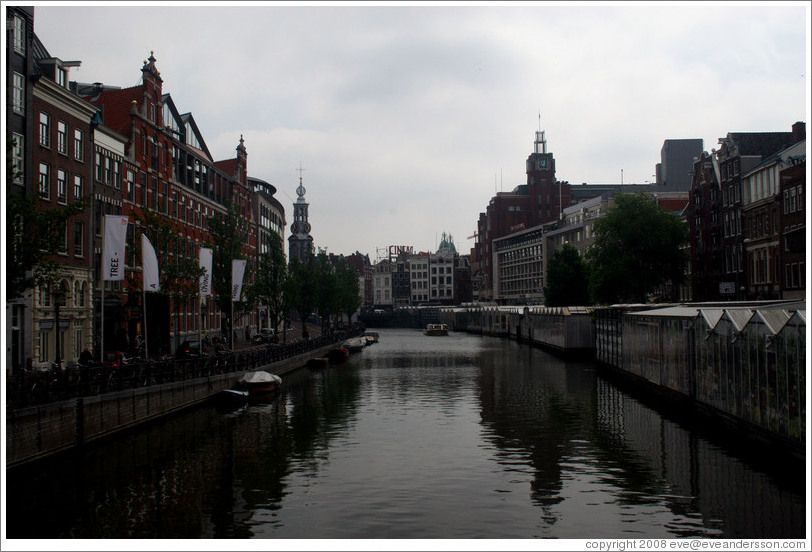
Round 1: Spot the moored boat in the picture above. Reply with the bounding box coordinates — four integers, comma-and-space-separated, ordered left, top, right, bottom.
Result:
361, 331, 379, 344
425, 323, 449, 336
327, 347, 350, 364
342, 337, 366, 353
307, 356, 329, 369
237, 370, 282, 395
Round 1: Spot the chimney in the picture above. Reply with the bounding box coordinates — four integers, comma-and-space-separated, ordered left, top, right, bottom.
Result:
791, 121, 805, 143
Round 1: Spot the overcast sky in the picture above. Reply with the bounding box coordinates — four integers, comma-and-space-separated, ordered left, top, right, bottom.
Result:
31, 1, 809, 260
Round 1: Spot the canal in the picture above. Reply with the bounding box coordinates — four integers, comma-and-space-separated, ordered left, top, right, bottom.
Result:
5, 329, 806, 539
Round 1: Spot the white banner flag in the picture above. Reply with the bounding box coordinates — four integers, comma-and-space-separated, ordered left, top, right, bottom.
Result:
102, 215, 129, 281
199, 247, 213, 297
141, 234, 160, 292
231, 259, 247, 302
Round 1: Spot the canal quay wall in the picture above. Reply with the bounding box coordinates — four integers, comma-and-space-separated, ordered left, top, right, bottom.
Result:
439, 301, 806, 457
6, 341, 341, 469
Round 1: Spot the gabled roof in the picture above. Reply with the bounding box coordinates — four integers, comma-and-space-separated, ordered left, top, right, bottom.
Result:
752, 309, 792, 335
724, 309, 754, 332
179, 113, 213, 160
698, 308, 725, 329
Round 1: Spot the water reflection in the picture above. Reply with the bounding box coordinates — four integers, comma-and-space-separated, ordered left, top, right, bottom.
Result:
4, 329, 805, 539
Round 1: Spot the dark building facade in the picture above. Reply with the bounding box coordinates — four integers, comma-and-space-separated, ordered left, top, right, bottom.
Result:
656, 138, 704, 192
687, 151, 723, 301
716, 124, 802, 300
779, 157, 806, 300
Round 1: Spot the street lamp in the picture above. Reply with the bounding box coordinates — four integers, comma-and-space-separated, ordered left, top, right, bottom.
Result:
52, 282, 66, 371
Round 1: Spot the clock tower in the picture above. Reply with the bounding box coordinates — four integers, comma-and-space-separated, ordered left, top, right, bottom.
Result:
526, 123, 568, 226
288, 166, 314, 263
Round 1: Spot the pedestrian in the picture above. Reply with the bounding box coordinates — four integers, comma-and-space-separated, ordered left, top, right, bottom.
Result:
79, 347, 93, 365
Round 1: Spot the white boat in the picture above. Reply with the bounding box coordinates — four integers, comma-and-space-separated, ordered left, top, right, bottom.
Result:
361, 331, 379, 344
425, 323, 449, 336
237, 371, 282, 394
342, 337, 366, 353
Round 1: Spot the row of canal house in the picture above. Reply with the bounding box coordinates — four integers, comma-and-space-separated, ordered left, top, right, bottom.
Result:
440, 301, 805, 449
6, 9, 286, 374
472, 120, 805, 307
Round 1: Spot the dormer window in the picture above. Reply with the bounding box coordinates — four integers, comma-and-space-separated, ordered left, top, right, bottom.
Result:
57, 68, 67, 88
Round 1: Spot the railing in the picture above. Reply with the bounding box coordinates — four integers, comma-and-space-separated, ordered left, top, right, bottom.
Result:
6, 332, 354, 409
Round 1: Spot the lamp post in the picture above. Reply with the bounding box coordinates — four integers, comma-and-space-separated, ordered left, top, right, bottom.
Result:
52, 283, 66, 371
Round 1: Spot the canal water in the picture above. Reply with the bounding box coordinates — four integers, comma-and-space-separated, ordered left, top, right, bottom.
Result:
5, 329, 806, 540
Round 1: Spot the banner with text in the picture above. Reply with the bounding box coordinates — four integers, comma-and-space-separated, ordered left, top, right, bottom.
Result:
141, 234, 160, 292
199, 248, 213, 296
231, 259, 247, 302
102, 215, 129, 281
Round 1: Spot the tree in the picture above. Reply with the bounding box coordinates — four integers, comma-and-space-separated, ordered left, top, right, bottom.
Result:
206, 201, 251, 346
130, 205, 203, 353
587, 192, 688, 304
314, 250, 338, 332
543, 244, 591, 307
334, 257, 362, 323
248, 234, 288, 340
284, 256, 318, 340
7, 134, 89, 301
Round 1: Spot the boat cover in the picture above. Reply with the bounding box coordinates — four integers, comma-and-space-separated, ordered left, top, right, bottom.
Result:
240, 371, 282, 385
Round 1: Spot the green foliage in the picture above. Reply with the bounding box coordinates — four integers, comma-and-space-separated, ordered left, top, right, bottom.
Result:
130, 205, 203, 296
284, 256, 318, 339
587, 192, 688, 304
543, 244, 591, 307
248, 234, 288, 337
205, 201, 251, 340
334, 257, 362, 322
6, 183, 89, 300
314, 250, 338, 325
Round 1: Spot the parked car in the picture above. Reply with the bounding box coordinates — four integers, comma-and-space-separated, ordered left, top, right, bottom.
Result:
253, 329, 275, 344
103, 351, 125, 369
176, 340, 203, 359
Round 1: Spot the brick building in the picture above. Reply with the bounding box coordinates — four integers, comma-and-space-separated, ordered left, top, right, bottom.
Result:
82, 53, 256, 354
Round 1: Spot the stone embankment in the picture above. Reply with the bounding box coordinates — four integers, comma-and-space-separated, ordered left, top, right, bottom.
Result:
6, 328, 347, 469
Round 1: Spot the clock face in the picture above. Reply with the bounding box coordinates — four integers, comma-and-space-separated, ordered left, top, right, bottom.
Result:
538, 158, 548, 169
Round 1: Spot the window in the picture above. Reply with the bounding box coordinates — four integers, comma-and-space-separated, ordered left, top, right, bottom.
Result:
11, 133, 24, 184
39, 112, 51, 147
73, 175, 83, 200
57, 121, 67, 154
113, 160, 121, 189
74, 129, 84, 161
12, 73, 25, 114
57, 68, 67, 88
57, 169, 67, 203
95, 152, 103, 181
38, 163, 50, 199
74, 221, 84, 256
58, 222, 68, 254
797, 186, 803, 212
126, 170, 135, 202
13, 15, 26, 54
39, 331, 50, 363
